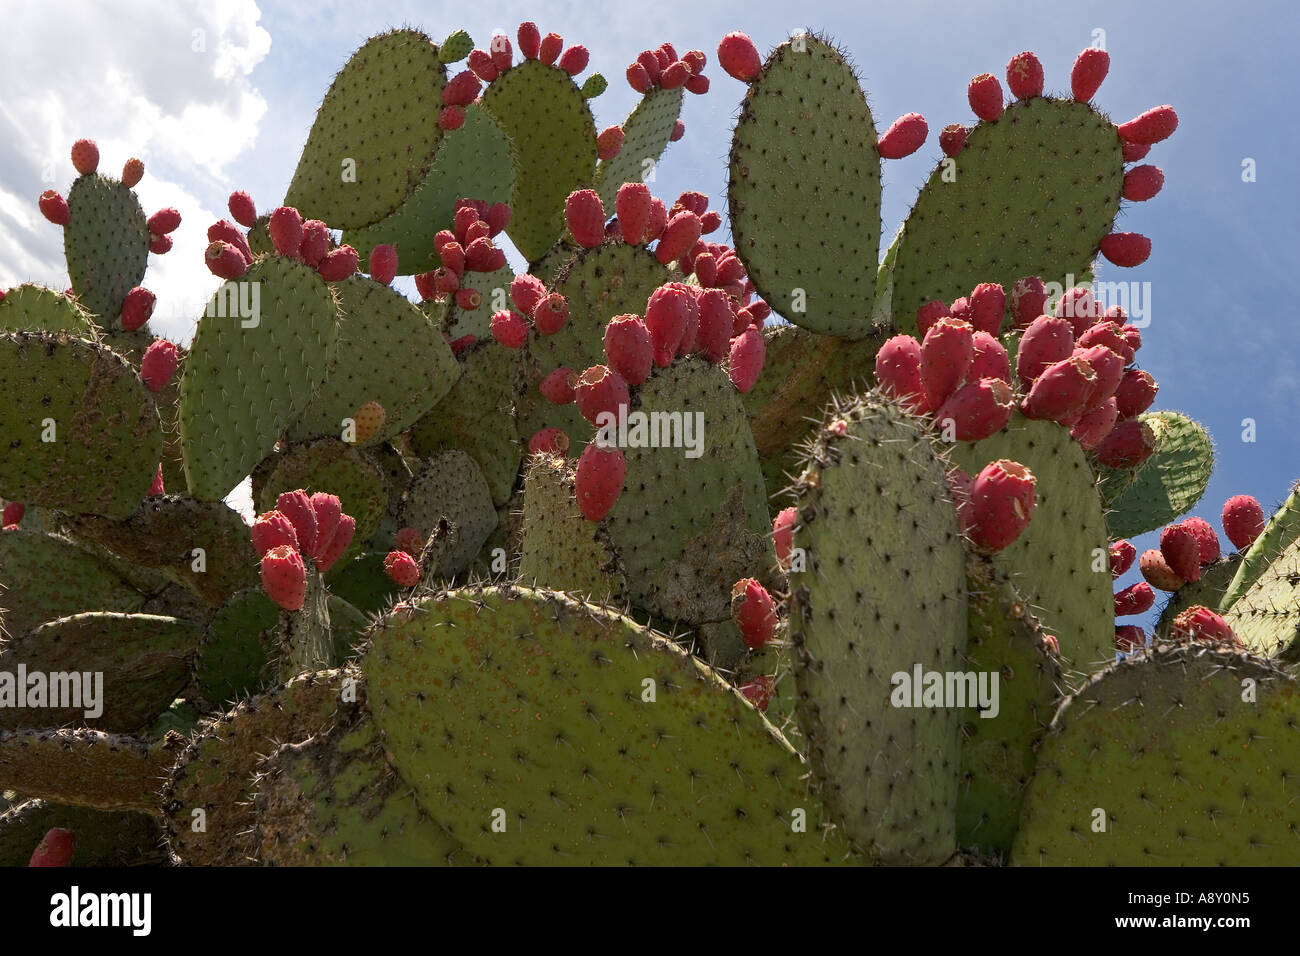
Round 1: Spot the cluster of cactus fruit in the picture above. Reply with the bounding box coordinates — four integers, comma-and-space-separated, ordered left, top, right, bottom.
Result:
1, 20, 1298, 867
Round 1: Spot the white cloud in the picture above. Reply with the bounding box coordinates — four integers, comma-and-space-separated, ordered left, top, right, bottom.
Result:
0, 0, 271, 345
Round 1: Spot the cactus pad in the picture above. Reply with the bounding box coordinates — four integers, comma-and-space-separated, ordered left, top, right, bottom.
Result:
1011, 644, 1300, 865
180, 256, 339, 499
0, 800, 165, 867
1222, 484, 1300, 613
0, 284, 97, 334
593, 87, 684, 212
63, 174, 150, 321
0, 331, 162, 518
0, 530, 143, 634
1224, 538, 1300, 661
194, 589, 281, 708
517, 452, 623, 597
788, 392, 969, 864
398, 449, 498, 576
0, 728, 178, 813
728, 35, 881, 337
1100, 411, 1214, 540
364, 585, 852, 865
257, 439, 388, 552
284, 29, 450, 229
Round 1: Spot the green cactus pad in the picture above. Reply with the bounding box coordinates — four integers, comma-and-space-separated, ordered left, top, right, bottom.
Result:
364, 585, 853, 865
1154, 554, 1240, 641
344, 104, 514, 273
951, 412, 1113, 677
0, 284, 97, 334
398, 449, 498, 576
1224, 538, 1300, 660
788, 393, 969, 864
0, 800, 165, 867
1222, 485, 1300, 613
63, 173, 150, 322
0, 728, 178, 813
445, 263, 516, 340
0, 530, 143, 634
284, 30, 449, 230
955, 557, 1063, 857
249, 708, 467, 865
602, 359, 775, 665
742, 323, 888, 496
437, 28, 472, 64
890, 98, 1123, 334
194, 589, 281, 708
728, 36, 881, 337
257, 438, 388, 552
288, 276, 460, 447
1099, 411, 1214, 540
323, 551, 400, 614
66, 496, 257, 606
593, 87, 684, 212
0, 331, 162, 517
1011, 644, 1300, 865
517, 452, 623, 598
327, 594, 370, 661
0, 612, 200, 733
162, 667, 363, 865
180, 256, 339, 500
408, 340, 522, 506
481, 59, 599, 262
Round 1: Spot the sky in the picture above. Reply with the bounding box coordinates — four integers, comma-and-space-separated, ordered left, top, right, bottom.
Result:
0, 0, 1295, 632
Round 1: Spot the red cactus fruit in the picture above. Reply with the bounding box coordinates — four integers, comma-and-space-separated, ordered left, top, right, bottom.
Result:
575, 442, 627, 521
728, 327, 765, 393
966, 459, 1037, 554
565, 189, 606, 247
1115, 625, 1146, 654
1015, 315, 1074, 386
916, 299, 949, 337
442, 70, 481, 107
533, 293, 570, 335
739, 676, 774, 712
1054, 286, 1099, 337
694, 289, 735, 363
1123, 164, 1165, 202
718, 31, 761, 82
384, 550, 420, 587
920, 318, 975, 410
205, 240, 249, 280
939, 124, 968, 157
1113, 369, 1158, 419
967, 73, 1004, 122
574, 365, 630, 425
2, 501, 25, 528
38, 190, 70, 226
645, 284, 691, 365
1118, 106, 1179, 145
1122, 141, 1151, 162
275, 490, 318, 559
597, 125, 625, 160
317, 244, 359, 282
969, 331, 1010, 384
369, 245, 398, 285
539, 367, 577, 404
604, 314, 654, 385
261, 545, 307, 611
967, 282, 1006, 336
732, 578, 778, 649
1094, 418, 1157, 468
1022, 356, 1096, 421
71, 138, 99, 175
1110, 539, 1137, 578
1069, 397, 1119, 450
140, 339, 179, 392
518, 21, 541, 59
559, 45, 590, 76
1180, 516, 1221, 567
528, 427, 570, 456
1070, 48, 1109, 101
539, 32, 563, 66
315, 514, 355, 573
1222, 495, 1266, 552
616, 182, 653, 246
627, 61, 653, 93
1005, 51, 1044, 99
147, 207, 181, 235
1099, 232, 1151, 267
121, 157, 145, 188
395, 527, 423, 556
875, 334, 927, 413
1010, 276, 1048, 330
29, 828, 74, 867
120, 286, 156, 331
228, 190, 257, 227
268, 206, 304, 259
208, 220, 253, 265
655, 211, 702, 265
1160, 523, 1202, 583
661, 61, 690, 89
490, 309, 529, 349
509, 274, 547, 316
309, 493, 343, 562
877, 112, 928, 159
454, 288, 481, 311
1114, 581, 1155, 617
468, 48, 499, 82
251, 510, 299, 557
1169, 606, 1240, 646
773, 506, 797, 570
935, 378, 1015, 442
437, 106, 466, 131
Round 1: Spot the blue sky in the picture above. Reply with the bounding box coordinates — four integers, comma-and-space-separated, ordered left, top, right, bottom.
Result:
1, 0, 1295, 632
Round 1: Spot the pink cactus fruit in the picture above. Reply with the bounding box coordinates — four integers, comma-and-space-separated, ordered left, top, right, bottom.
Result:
1114, 581, 1155, 617
1070, 48, 1110, 101
565, 189, 606, 247
268, 206, 304, 259
384, 550, 420, 587
2, 501, 25, 529
731, 578, 778, 649
1010, 276, 1048, 330
655, 211, 702, 265
876, 112, 928, 159
1160, 523, 1202, 584
510, 274, 548, 316
1021, 356, 1097, 421
1099, 232, 1152, 267
317, 244, 360, 281
120, 286, 156, 331
121, 157, 145, 188
1139, 548, 1184, 591
603, 314, 655, 385
965, 459, 1036, 554
395, 527, 424, 556
969, 331, 1010, 383
1074, 344, 1124, 410
528, 427, 570, 456
1013, 315, 1073, 385
539, 366, 577, 405
1054, 286, 1099, 338
574, 365, 630, 426
728, 326, 765, 393
490, 309, 529, 348
532, 293, 570, 335
645, 284, 691, 366
274, 490, 318, 559
314, 514, 355, 573
616, 183, 653, 246
1169, 606, 1240, 647
1221, 495, 1266, 551
228, 190, 257, 227
967, 282, 1006, 335
1180, 516, 1221, 567
1109, 539, 1137, 579
251, 510, 300, 557
29, 828, 75, 867
298, 220, 331, 268
369, 244, 398, 285
205, 241, 249, 280
140, 339, 179, 392
1005, 51, 1044, 99
915, 300, 949, 337
1093, 418, 1157, 469
1115, 625, 1146, 654
967, 73, 1004, 122
695, 289, 736, 363
919, 318, 974, 410
309, 493, 343, 563
1118, 106, 1179, 145
717, 31, 761, 81
1123, 165, 1165, 202
261, 544, 307, 612
739, 676, 775, 713
1069, 398, 1118, 450
935, 378, 1015, 442
575, 442, 627, 521
939, 124, 968, 157
773, 506, 797, 570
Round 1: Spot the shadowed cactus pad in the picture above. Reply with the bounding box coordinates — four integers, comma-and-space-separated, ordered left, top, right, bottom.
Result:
364, 586, 853, 866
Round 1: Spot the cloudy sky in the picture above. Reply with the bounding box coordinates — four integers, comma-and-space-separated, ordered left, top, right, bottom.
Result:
1, 0, 1295, 627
